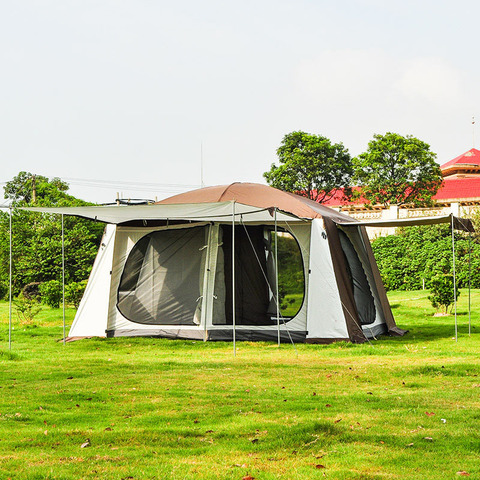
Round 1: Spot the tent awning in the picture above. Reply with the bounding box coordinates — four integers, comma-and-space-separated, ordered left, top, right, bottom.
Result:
20, 201, 307, 224
335, 214, 474, 232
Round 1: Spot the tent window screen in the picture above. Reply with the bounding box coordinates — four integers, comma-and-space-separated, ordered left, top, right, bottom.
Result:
214, 225, 302, 326
117, 226, 207, 325
338, 229, 376, 325
269, 231, 305, 318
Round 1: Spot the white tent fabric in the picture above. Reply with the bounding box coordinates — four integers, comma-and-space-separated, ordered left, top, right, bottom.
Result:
69, 224, 116, 337
306, 219, 348, 340
21, 202, 304, 224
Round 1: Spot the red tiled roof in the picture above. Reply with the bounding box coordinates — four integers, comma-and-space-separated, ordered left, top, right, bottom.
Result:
322, 176, 480, 207
440, 148, 480, 170
433, 176, 480, 201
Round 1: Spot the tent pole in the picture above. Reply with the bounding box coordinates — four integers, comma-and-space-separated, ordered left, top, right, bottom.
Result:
274, 208, 280, 347
8, 206, 12, 351
451, 215, 457, 342
203, 226, 211, 342
62, 214, 66, 346
232, 202, 236, 357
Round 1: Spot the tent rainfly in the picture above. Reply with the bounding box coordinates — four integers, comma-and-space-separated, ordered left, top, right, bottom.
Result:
23, 182, 472, 344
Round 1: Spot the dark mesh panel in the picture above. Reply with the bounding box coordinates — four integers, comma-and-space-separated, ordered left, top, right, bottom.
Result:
220, 225, 271, 326
338, 230, 376, 326
117, 227, 206, 325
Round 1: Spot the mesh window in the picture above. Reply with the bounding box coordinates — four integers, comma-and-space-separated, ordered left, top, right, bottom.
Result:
117, 226, 207, 325
338, 229, 376, 325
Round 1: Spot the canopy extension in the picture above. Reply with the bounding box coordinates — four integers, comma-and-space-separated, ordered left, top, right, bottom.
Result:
335, 214, 474, 233
20, 202, 304, 225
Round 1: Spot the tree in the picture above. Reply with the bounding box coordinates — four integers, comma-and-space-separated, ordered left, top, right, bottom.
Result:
263, 131, 353, 203
353, 132, 443, 207
428, 273, 460, 314
4, 171, 78, 206
0, 172, 104, 295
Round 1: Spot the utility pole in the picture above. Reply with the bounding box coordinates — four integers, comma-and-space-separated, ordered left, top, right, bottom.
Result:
472, 116, 475, 148
31, 174, 37, 204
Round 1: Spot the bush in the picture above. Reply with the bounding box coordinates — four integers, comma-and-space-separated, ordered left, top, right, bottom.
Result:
65, 280, 87, 308
372, 224, 480, 291
428, 274, 460, 314
0, 282, 8, 300
39, 280, 62, 308
22, 282, 41, 301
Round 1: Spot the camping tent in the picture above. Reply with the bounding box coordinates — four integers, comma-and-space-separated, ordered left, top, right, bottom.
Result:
23, 183, 408, 343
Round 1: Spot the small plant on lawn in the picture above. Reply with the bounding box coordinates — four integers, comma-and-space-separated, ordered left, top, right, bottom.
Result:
39, 280, 62, 308
65, 280, 87, 308
428, 273, 460, 314
13, 292, 42, 324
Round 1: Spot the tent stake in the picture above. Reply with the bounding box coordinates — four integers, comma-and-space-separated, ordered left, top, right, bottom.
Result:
451, 215, 457, 342
232, 202, 236, 357
274, 208, 280, 347
62, 214, 66, 346
9, 206, 12, 351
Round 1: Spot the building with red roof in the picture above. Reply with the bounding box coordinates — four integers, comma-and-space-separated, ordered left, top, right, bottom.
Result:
434, 148, 480, 205
323, 148, 480, 235
325, 148, 480, 210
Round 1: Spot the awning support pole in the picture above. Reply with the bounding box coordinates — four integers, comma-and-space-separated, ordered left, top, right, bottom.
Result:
274, 208, 280, 347
232, 202, 236, 357
62, 214, 66, 346
451, 215, 457, 342
468, 230, 472, 336
8, 206, 12, 351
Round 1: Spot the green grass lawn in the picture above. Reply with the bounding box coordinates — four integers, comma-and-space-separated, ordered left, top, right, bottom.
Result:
1, 291, 479, 479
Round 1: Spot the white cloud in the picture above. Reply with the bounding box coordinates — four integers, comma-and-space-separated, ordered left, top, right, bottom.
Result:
393, 57, 465, 106
294, 49, 466, 108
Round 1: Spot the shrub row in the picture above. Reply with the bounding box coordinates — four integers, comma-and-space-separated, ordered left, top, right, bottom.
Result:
371, 224, 479, 291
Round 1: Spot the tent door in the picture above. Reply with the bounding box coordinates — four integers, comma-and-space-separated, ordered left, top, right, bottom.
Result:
337, 228, 376, 326
201, 224, 222, 338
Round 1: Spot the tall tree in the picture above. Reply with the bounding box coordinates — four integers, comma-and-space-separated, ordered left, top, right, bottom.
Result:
264, 131, 353, 203
353, 132, 443, 207
0, 172, 104, 296
4, 171, 77, 206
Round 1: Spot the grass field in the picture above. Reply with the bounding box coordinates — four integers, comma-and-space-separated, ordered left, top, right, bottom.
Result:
1, 291, 480, 479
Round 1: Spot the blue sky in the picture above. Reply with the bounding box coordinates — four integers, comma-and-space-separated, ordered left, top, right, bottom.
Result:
1, 0, 479, 203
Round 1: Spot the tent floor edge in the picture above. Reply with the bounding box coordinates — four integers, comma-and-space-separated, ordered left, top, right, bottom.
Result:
306, 337, 350, 344
105, 328, 307, 342
387, 326, 408, 337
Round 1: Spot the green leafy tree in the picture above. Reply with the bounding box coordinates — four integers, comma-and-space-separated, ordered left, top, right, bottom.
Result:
4, 171, 81, 207
0, 172, 104, 295
264, 131, 353, 203
353, 132, 443, 207
428, 274, 460, 314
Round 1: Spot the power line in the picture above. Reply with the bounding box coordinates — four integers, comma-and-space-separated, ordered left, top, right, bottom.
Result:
0, 176, 202, 194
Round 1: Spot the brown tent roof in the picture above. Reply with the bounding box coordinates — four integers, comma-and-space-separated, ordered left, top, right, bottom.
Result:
157, 182, 357, 223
